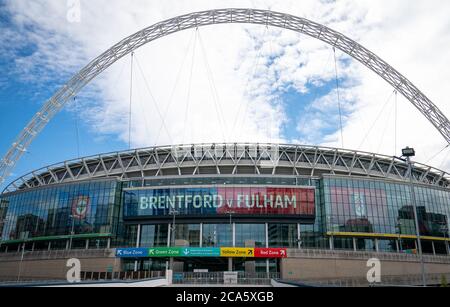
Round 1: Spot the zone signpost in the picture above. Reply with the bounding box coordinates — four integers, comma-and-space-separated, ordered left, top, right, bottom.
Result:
115, 247, 288, 259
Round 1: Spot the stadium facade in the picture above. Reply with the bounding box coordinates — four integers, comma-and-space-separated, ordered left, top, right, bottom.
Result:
0, 143, 450, 281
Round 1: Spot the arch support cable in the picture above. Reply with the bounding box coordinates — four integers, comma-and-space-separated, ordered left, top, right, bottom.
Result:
128, 52, 135, 149
333, 47, 345, 148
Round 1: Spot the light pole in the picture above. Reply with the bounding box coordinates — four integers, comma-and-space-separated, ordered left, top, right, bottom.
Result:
225, 210, 235, 246
441, 224, 449, 255
225, 210, 235, 228
401, 147, 426, 287
295, 238, 303, 250
0, 218, 8, 252
69, 215, 76, 250
17, 236, 29, 283
225, 210, 236, 272
169, 210, 179, 270
396, 221, 403, 252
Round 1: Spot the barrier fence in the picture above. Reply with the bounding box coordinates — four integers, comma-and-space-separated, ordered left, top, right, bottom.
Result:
0, 248, 449, 263
81, 270, 165, 281
172, 272, 280, 285
281, 272, 450, 287
0, 271, 448, 287
0, 271, 166, 285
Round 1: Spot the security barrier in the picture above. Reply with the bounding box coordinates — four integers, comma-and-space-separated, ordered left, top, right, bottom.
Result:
171, 272, 280, 285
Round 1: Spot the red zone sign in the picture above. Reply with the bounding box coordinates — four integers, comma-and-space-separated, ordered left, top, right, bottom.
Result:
254, 248, 287, 258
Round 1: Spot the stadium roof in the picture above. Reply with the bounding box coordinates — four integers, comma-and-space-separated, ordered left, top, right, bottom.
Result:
2, 143, 449, 194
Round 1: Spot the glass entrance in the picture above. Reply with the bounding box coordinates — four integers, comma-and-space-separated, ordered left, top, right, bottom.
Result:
233, 258, 280, 273
174, 257, 229, 272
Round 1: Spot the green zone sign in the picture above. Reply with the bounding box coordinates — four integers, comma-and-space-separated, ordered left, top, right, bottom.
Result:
148, 248, 182, 257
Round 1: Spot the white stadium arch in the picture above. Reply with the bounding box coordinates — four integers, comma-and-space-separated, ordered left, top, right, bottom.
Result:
1, 8, 449, 185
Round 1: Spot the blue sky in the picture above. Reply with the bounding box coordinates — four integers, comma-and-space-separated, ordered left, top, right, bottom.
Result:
0, 4, 126, 186
1, 0, 450, 191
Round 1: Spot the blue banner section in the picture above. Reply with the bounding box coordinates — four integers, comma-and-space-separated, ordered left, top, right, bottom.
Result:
116, 248, 149, 258
123, 187, 219, 218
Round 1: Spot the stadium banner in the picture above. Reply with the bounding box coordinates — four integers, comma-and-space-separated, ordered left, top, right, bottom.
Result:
123, 186, 315, 219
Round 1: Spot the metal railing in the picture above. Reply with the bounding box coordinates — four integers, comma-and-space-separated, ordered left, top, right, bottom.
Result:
0, 248, 114, 261
81, 270, 165, 281
0, 271, 166, 286
282, 272, 450, 287
287, 248, 450, 264
172, 272, 280, 285
0, 247, 449, 267
1, 247, 449, 263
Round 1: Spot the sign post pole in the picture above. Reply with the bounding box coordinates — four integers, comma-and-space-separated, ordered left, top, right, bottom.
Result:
169, 210, 179, 271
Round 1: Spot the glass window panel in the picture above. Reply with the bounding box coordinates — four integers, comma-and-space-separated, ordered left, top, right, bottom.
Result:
378, 239, 398, 253
333, 237, 353, 250
202, 224, 232, 247
268, 224, 297, 248
235, 224, 265, 247
140, 224, 168, 247
173, 224, 200, 247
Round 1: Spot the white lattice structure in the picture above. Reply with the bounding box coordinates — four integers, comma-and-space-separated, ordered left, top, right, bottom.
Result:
2, 143, 449, 194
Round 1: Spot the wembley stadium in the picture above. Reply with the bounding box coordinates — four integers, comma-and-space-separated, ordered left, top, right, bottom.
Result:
1, 8, 450, 286
0, 143, 449, 285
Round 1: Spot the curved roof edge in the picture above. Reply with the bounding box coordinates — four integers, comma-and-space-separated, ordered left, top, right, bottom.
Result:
2, 143, 449, 194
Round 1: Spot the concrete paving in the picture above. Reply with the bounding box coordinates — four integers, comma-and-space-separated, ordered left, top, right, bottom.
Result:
168, 284, 272, 287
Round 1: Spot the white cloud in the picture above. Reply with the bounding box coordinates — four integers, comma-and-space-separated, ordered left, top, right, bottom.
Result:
2, 0, 450, 172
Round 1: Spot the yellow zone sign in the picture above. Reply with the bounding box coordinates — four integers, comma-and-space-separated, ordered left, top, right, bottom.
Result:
220, 248, 255, 258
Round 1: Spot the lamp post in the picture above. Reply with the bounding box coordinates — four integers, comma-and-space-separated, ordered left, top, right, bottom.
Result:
225, 210, 235, 228
69, 215, 76, 250
225, 210, 235, 246
225, 210, 235, 272
441, 224, 449, 255
169, 209, 179, 270
396, 221, 402, 252
17, 236, 29, 283
0, 218, 8, 252
401, 147, 426, 287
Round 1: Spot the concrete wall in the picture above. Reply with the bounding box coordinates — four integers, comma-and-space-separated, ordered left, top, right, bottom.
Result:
1, 248, 450, 284
0, 257, 120, 281
280, 257, 450, 281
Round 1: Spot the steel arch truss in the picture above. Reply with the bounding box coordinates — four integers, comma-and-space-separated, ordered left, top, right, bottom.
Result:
3, 143, 449, 193
1, 8, 450, 185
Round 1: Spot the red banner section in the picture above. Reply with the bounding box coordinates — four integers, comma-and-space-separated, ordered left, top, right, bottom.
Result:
254, 248, 288, 258
216, 187, 315, 216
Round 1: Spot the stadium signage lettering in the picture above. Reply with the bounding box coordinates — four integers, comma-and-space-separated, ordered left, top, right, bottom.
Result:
139, 193, 297, 210
124, 186, 315, 218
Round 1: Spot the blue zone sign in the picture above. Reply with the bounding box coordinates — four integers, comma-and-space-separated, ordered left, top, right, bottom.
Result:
115, 248, 149, 258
